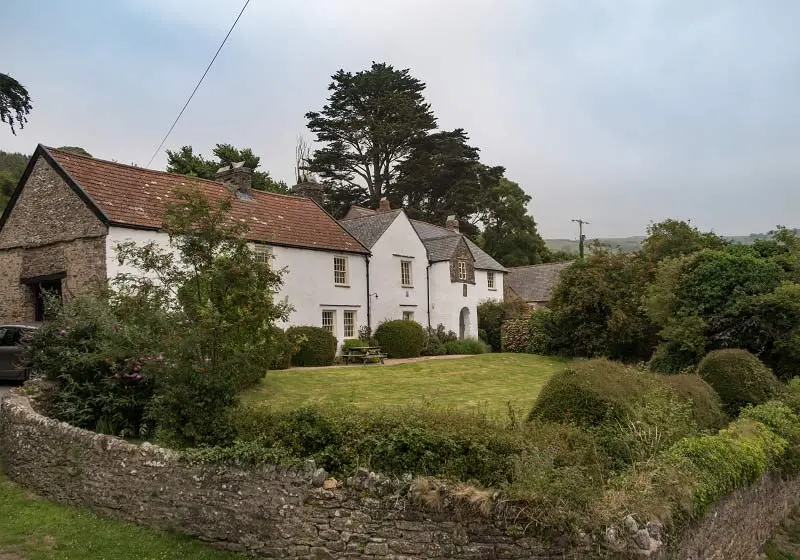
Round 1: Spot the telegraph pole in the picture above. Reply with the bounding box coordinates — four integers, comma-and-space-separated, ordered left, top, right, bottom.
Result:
572, 219, 590, 259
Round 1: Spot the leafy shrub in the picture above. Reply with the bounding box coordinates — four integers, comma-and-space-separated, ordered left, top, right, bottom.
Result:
478, 299, 528, 352
444, 338, 490, 355
374, 320, 426, 358
528, 359, 660, 427
501, 309, 552, 354
740, 401, 800, 475
286, 326, 337, 366
778, 378, 800, 412
421, 324, 457, 356
660, 374, 728, 431
268, 327, 293, 370
341, 338, 366, 352
698, 349, 780, 413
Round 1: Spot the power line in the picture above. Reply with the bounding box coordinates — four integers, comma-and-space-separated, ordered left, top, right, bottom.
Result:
145, 0, 251, 168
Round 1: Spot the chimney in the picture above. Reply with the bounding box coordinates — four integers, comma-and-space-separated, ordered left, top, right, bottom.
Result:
445, 214, 460, 233
378, 197, 391, 212
291, 180, 325, 207
216, 162, 252, 198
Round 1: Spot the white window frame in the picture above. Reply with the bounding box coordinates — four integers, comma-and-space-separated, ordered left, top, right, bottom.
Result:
487, 271, 495, 289
322, 310, 336, 336
252, 245, 273, 266
402, 311, 414, 321
401, 260, 413, 287
458, 260, 467, 280
333, 256, 349, 286
343, 310, 356, 339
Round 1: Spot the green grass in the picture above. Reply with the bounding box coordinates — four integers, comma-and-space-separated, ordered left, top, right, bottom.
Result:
244, 353, 568, 418
0, 472, 241, 560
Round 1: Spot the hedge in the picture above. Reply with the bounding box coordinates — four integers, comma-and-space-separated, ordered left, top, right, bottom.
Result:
698, 349, 780, 414
374, 320, 426, 358
660, 374, 728, 431
501, 309, 552, 354
286, 326, 337, 367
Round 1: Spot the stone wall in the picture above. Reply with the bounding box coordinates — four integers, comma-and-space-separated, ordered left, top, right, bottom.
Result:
0, 156, 108, 322
2, 392, 799, 559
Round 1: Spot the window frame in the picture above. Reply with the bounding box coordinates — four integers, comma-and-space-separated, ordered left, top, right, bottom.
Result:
487, 271, 495, 289
400, 260, 413, 287
333, 256, 349, 286
322, 309, 336, 336
402, 311, 414, 322
458, 260, 467, 281
252, 245, 273, 266
343, 310, 356, 339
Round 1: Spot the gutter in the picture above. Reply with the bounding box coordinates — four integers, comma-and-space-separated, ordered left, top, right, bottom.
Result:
426, 261, 432, 329
366, 255, 372, 332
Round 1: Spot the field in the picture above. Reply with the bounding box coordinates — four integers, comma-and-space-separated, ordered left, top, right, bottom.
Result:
244, 353, 568, 418
0, 473, 240, 560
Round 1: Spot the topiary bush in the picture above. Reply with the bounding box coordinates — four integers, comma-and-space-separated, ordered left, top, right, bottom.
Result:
374, 320, 426, 358
697, 349, 780, 414
444, 338, 490, 355
286, 326, 337, 367
660, 374, 728, 431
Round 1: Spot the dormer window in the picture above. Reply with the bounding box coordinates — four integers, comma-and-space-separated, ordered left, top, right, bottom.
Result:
458, 260, 467, 281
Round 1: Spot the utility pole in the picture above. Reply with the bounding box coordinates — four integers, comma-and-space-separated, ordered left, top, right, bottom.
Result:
572, 218, 590, 259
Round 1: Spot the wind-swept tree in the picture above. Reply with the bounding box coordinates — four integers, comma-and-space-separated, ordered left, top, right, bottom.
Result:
0, 73, 32, 135
305, 62, 437, 214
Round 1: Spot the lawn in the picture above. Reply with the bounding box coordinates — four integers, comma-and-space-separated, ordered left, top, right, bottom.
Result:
244, 353, 568, 418
0, 472, 241, 560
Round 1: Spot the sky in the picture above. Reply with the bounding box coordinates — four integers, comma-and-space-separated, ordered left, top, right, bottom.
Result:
1, 0, 798, 238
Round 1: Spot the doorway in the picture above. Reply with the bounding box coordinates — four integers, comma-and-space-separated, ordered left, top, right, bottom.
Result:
459, 306, 470, 340
25, 276, 64, 322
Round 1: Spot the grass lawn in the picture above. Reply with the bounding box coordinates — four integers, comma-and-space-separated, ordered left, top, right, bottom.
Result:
0, 472, 241, 560
244, 353, 568, 418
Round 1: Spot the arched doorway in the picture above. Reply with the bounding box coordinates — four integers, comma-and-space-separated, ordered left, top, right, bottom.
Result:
459, 307, 470, 340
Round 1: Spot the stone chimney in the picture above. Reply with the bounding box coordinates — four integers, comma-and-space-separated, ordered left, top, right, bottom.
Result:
445, 215, 460, 233
291, 180, 325, 207
216, 162, 252, 198
378, 197, 391, 212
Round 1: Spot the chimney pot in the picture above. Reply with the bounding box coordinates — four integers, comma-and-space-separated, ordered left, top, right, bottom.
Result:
445, 215, 460, 232
379, 197, 391, 212
216, 162, 253, 198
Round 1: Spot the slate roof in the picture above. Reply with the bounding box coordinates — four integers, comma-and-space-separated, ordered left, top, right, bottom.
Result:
505, 262, 572, 302
409, 219, 506, 272
338, 210, 402, 249
342, 205, 377, 220
31, 146, 368, 254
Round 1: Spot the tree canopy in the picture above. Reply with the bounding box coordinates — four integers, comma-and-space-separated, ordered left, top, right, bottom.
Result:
0, 73, 32, 135
166, 144, 288, 194
0, 150, 28, 212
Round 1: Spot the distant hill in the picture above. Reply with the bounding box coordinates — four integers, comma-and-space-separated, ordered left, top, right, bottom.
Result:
546, 229, 800, 255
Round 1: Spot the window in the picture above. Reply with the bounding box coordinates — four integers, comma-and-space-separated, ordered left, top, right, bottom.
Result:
487, 271, 495, 289
322, 310, 336, 335
334, 256, 348, 286
252, 245, 272, 265
463, 284, 468, 297
458, 260, 467, 280
343, 310, 356, 338
401, 260, 412, 286
402, 311, 414, 321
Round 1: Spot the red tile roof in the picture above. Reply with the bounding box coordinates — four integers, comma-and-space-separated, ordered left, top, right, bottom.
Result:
43, 146, 368, 254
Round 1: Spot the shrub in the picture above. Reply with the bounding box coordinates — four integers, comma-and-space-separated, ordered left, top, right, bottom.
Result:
286, 326, 337, 366
478, 299, 528, 352
528, 359, 660, 427
421, 325, 450, 356
268, 327, 293, 370
374, 320, 426, 358
698, 349, 780, 414
501, 309, 552, 354
778, 378, 800, 412
660, 374, 728, 431
444, 338, 490, 355
740, 401, 800, 475
341, 338, 365, 352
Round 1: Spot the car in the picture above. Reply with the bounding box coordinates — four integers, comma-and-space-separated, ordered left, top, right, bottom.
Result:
0, 324, 38, 381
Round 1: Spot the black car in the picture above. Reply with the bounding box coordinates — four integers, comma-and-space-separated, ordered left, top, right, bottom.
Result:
0, 324, 37, 381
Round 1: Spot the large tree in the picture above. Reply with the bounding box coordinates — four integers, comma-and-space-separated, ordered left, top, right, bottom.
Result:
0, 73, 32, 135
306, 62, 437, 213
166, 144, 288, 194
0, 150, 29, 211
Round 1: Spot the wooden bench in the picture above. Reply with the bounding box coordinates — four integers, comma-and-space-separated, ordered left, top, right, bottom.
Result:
342, 346, 387, 365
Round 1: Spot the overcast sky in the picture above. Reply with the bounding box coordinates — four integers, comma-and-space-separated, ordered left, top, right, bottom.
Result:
2, 0, 798, 238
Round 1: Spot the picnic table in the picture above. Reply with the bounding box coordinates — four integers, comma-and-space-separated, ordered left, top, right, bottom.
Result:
341, 346, 387, 365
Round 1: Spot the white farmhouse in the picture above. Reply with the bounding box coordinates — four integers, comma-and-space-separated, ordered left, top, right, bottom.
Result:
340, 200, 506, 338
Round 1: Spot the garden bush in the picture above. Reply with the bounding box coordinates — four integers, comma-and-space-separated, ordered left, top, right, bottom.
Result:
698, 349, 780, 413
444, 338, 490, 355
267, 327, 293, 370
421, 324, 456, 356
478, 299, 528, 352
374, 320, 426, 358
341, 338, 366, 352
286, 326, 337, 366
660, 374, 728, 431
740, 401, 800, 475
501, 309, 552, 354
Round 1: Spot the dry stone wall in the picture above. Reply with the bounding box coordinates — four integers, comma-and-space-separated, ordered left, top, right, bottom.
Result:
1, 392, 799, 559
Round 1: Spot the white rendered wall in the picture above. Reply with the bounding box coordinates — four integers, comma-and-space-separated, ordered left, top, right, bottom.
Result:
472, 269, 505, 306
107, 227, 368, 346
367, 213, 429, 329
427, 265, 505, 339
